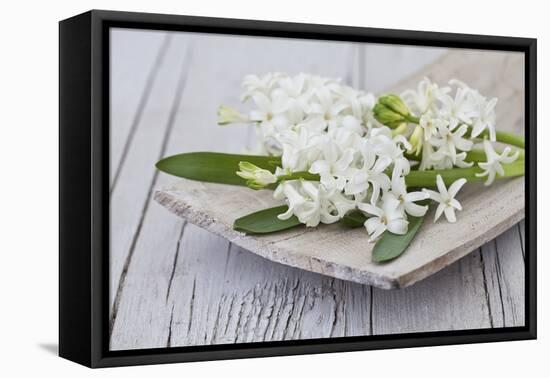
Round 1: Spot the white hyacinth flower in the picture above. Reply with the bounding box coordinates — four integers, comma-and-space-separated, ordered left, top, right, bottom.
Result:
419, 112, 445, 142
308, 139, 355, 191
436, 85, 477, 125
401, 77, 448, 115
240, 72, 283, 101
471, 96, 498, 141
448, 79, 498, 141
279, 127, 322, 172
369, 126, 412, 162
423, 175, 467, 223
389, 175, 429, 217
274, 181, 354, 227
476, 140, 520, 186
429, 120, 473, 165
249, 92, 287, 124
358, 195, 408, 242
344, 141, 391, 202
307, 87, 350, 130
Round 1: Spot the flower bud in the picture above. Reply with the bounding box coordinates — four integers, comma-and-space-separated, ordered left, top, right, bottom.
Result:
379, 94, 410, 116
236, 161, 277, 190
217, 105, 249, 125
408, 125, 424, 156
373, 103, 406, 128
373, 94, 413, 128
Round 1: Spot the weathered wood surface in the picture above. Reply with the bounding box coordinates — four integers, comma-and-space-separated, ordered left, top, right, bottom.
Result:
109, 29, 525, 350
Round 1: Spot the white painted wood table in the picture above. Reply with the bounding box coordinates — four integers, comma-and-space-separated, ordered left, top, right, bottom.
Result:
108, 29, 525, 350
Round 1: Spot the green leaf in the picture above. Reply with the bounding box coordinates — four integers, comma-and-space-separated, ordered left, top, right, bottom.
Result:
341, 210, 367, 228
233, 205, 302, 234
156, 152, 281, 186
372, 215, 424, 263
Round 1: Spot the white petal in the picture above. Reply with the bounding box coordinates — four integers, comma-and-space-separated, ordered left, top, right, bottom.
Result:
443, 207, 457, 223
448, 178, 467, 198
495, 163, 505, 177
387, 219, 408, 235
449, 198, 462, 211
368, 222, 387, 241
454, 136, 473, 151
434, 204, 445, 222
424, 189, 442, 203
405, 191, 429, 202
358, 203, 383, 217
365, 217, 382, 235
309, 160, 330, 175
277, 207, 294, 220
334, 149, 355, 172
252, 92, 271, 111
373, 155, 392, 173
485, 170, 496, 186
405, 202, 428, 217
436, 175, 448, 197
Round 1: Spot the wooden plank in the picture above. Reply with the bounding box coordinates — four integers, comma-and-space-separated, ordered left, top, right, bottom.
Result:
372, 250, 491, 334
363, 45, 493, 334
108, 33, 191, 314
481, 226, 525, 327
362, 43, 447, 93
165, 226, 372, 346
110, 29, 170, 187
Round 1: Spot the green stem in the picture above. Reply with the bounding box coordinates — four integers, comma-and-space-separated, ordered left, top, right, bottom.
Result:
405, 148, 525, 163
265, 171, 320, 189
487, 130, 525, 148
405, 114, 420, 124
277, 171, 320, 182
404, 160, 524, 187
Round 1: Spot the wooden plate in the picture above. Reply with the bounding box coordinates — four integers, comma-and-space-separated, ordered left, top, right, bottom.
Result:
154, 50, 525, 289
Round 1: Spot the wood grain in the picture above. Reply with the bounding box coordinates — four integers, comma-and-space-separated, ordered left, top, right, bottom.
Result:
109, 30, 525, 350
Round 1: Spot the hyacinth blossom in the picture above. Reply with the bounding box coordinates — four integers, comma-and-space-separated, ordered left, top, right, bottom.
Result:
156, 72, 525, 262
217, 72, 523, 239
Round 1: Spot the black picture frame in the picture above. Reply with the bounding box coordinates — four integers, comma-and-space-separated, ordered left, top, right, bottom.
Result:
59, 9, 537, 368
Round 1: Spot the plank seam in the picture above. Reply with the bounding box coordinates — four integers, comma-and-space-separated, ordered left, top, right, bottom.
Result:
166, 303, 175, 347
329, 279, 339, 338
492, 238, 507, 327
479, 248, 495, 328
222, 243, 233, 279
369, 287, 374, 335
166, 222, 187, 303
187, 278, 196, 336
211, 298, 224, 344
517, 223, 525, 260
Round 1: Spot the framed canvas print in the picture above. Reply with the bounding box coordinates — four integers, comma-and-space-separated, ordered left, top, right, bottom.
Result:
59, 10, 537, 368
